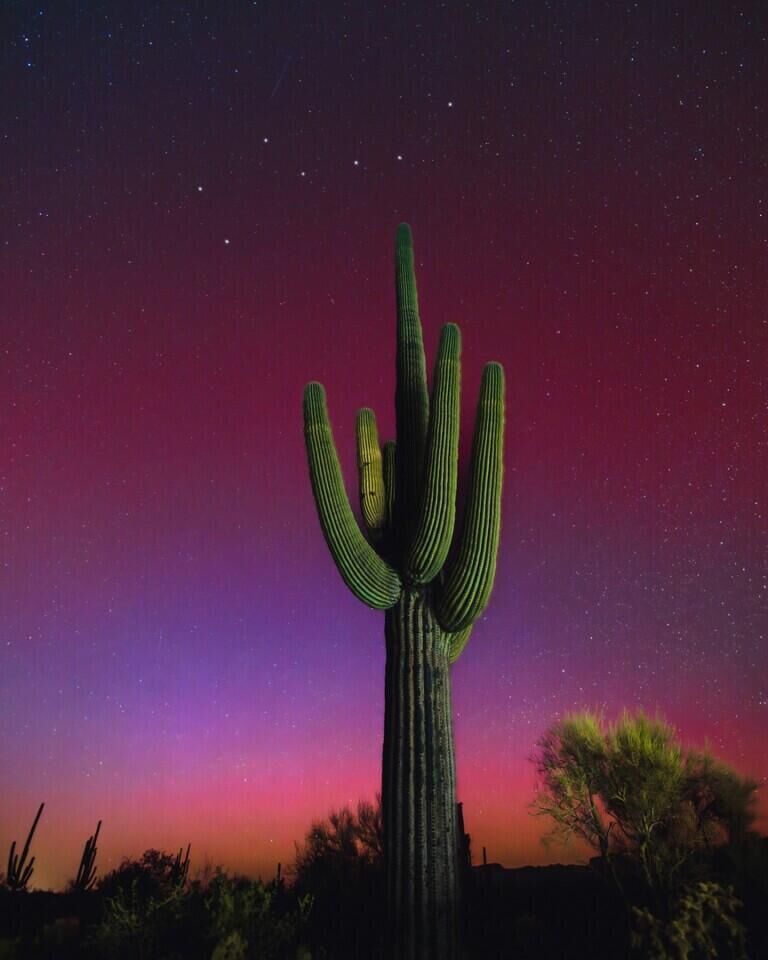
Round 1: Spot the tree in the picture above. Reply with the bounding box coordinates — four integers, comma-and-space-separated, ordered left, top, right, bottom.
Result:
293, 797, 383, 887
302, 224, 505, 958
292, 799, 384, 958
531, 710, 758, 958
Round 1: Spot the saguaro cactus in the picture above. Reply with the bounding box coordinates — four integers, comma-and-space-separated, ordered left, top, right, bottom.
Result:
303, 224, 505, 959
5, 802, 44, 891
73, 820, 101, 892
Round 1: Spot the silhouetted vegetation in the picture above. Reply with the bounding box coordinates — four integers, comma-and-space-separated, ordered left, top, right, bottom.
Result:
0, 848, 311, 960
291, 798, 384, 958
531, 709, 763, 958
3, 804, 44, 893
170, 845, 191, 890
0, 732, 764, 959
69, 822, 101, 894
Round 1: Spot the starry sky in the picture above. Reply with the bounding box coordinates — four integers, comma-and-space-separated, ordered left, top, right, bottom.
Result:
1, 1, 767, 891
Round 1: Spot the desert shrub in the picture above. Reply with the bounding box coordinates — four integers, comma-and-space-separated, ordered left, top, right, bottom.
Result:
85, 850, 311, 960
96, 849, 186, 905
631, 880, 747, 960
292, 798, 384, 958
531, 710, 758, 954
87, 874, 187, 960
204, 870, 311, 960
0, 939, 22, 960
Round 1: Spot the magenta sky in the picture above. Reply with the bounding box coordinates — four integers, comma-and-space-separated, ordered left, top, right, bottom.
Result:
1, 1, 766, 890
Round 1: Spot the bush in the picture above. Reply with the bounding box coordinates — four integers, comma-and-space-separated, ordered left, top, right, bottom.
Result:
292, 798, 384, 958
86, 851, 310, 960
204, 870, 312, 960
87, 875, 187, 960
531, 710, 759, 954
631, 880, 747, 960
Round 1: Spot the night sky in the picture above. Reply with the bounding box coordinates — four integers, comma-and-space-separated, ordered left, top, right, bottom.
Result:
2, 1, 766, 891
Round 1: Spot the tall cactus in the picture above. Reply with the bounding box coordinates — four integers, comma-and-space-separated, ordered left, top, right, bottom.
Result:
5, 802, 44, 892
303, 224, 505, 959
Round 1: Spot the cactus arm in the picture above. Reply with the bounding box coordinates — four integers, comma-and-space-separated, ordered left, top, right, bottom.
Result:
7, 841, 16, 884
447, 624, 473, 664
356, 408, 387, 541
383, 441, 396, 530
88, 821, 101, 887
304, 383, 402, 610
405, 324, 461, 585
18, 803, 44, 874
394, 223, 430, 546
435, 363, 505, 633
20, 858, 34, 888
75, 843, 88, 889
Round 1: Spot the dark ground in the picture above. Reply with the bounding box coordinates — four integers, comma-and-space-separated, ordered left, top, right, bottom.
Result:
1, 850, 767, 959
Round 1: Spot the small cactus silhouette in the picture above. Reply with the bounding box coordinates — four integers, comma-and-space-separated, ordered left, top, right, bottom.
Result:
5, 802, 44, 891
171, 843, 191, 887
73, 820, 101, 892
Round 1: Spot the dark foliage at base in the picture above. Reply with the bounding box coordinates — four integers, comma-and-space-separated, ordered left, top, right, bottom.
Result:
291, 800, 384, 958
465, 834, 768, 960
0, 852, 311, 960
0, 831, 765, 959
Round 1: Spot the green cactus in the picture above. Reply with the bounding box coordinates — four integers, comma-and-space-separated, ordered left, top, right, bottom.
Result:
302, 224, 505, 959
5, 802, 44, 891
73, 820, 101, 892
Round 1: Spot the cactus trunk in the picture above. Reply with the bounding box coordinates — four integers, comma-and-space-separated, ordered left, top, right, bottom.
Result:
383, 587, 459, 960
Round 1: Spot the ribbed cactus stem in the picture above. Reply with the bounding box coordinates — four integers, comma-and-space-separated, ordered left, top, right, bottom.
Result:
356, 408, 387, 540
304, 383, 402, 609
383, 589, 458, 960
383, 441, 396, 531
436, 363, 505, 633
405, 324, 461, 585
394, 223, 429, 552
